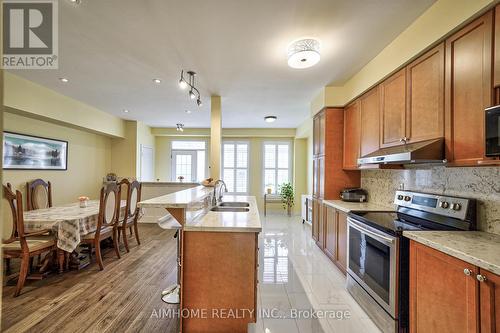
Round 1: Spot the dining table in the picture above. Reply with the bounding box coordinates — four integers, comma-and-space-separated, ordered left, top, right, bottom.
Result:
23, 200, 126, 272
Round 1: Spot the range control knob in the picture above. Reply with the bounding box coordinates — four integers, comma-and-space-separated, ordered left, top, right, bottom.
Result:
404, 196, 411, 202
439, 201, 450, 209
397, 194, 404, 200
451, 203, 462, 211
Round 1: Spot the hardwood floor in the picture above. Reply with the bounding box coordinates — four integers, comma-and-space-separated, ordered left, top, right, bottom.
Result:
2, 224, 179, 333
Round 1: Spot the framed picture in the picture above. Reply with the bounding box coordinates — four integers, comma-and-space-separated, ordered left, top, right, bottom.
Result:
3, 132, 68, 170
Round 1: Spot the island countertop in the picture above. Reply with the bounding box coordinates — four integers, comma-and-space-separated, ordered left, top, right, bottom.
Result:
184, 195, 262, 233
137, 185, 213, 208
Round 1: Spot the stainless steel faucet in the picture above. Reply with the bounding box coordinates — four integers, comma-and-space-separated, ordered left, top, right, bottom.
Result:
212, 180, 228, 206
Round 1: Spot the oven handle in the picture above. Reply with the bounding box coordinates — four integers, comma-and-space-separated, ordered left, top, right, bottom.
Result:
348, 217, 396, 245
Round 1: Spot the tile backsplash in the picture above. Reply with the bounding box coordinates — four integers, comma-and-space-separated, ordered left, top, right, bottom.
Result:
361, 166, 500, 235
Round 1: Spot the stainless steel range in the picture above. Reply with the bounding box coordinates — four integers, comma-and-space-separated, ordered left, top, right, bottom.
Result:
346, 190, 477, 333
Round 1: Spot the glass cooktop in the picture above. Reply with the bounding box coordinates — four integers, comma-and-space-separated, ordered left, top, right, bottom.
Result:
348, 211, 427, 235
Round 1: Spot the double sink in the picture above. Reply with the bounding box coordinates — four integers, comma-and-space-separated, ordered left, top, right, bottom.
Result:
210, 201, 250, 212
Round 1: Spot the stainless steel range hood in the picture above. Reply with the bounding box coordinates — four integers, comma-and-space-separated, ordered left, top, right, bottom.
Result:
357, 138, 446, 165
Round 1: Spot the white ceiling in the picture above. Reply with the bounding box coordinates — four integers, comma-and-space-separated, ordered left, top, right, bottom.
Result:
10, 0, 435, 128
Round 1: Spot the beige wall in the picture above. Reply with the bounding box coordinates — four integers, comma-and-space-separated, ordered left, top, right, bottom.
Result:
296, 118, 313, 196
155, 136, 210, 182
311, 0, 496, 113
2, 112, 112, 236
136, 121, 156, 179
110, 121, 137, 178
4, 73, 125, 137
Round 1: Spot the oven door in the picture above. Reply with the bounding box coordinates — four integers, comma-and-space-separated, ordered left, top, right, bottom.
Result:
347, 217, 398, 318
485, 106, 500, 157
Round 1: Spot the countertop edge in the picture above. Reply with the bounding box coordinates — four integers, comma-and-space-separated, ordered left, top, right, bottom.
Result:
138, 185, 212, 208
403, 231, 500, 276
322, 200, 393, 213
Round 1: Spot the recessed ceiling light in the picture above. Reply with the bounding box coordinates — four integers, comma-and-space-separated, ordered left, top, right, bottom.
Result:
59, 77, 69, 83
185, 110, 192, 114
123, 109, 129, 113
264, 116, 277, 123
287, 39, 320, 69
153, 78, 162, 84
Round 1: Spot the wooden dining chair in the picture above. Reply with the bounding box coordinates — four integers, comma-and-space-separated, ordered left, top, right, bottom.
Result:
117, 179, 142, 253
26, 179, 52, 211
80, 183, 121, 270
3, 184, 56, 297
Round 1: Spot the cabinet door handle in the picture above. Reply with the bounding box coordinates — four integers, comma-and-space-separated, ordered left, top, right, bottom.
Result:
463, 268, 472, 276
476, 274, 487, 282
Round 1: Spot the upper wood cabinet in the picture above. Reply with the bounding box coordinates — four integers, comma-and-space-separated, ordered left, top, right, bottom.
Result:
410, 241, 479, 333
406, 43, 445, 143
343, 101, 361, 169
360, 87, 380, 157
445, 12, 493, 165
313, 111, 326, 156
494, 5, 500, 87
479, 268, 500, 333
380, 69, 407, 148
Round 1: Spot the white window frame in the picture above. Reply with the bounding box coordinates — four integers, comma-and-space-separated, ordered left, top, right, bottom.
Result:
172, 150, 197, 182
170, 139, 208, 182
222, 140, 250, 194
262, 141, 293, 195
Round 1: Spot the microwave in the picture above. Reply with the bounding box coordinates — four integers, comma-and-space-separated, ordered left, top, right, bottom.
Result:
486, 105, 500, 157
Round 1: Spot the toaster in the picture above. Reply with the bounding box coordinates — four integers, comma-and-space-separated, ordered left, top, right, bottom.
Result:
340, 188, 368, 202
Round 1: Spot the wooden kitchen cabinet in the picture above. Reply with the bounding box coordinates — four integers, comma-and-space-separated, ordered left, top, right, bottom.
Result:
322, 204, 348, 274
335, 210, 348, 273
343, 101, 361, 169
312, 198, 320, 243
324, 205, 336, 259
445, 11, 493, 165
409, 241, 479, 333
312, 108, 359, 256
494, 5, 500, 88
406, 43, 445, 143
479, 268, 500, 333
380, 69, 407, 148
360, 87, 380, 157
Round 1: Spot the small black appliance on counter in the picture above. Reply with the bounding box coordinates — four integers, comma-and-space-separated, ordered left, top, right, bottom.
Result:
340, 188, 368, 202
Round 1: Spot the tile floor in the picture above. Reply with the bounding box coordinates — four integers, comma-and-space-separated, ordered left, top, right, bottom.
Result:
250, 213, 381, 333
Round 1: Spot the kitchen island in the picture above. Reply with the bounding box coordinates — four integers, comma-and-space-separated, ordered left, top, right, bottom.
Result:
138, 186, 262, 333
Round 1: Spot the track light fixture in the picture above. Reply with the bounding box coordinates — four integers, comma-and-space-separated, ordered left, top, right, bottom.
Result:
178, 70, 202, 107
176, 123, 184, 132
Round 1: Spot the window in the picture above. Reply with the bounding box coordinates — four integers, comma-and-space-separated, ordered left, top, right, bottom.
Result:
263, 142, 291, 194
222, 141, 249, 194
171, 140, 206, 182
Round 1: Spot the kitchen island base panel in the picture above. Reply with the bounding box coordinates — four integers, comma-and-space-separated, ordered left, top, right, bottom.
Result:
181, 231, 258, 333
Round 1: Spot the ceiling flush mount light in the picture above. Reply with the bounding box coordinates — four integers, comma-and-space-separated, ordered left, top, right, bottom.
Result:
176, 123, 184, 132
185, 110, 192, 114
59, 77, 69, 83
68, 0, 81, 4
123, 109, 129, 113
287, 39, 320, 69
178, 70, 203, 107
264, 116, 277, 123
153, 78, 162, 84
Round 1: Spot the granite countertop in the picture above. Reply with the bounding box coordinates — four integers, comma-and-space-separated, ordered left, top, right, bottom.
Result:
138, 185, 213, 208
184, 195, 262, 233
322, 200, 394, 213
403, 231, 500, 275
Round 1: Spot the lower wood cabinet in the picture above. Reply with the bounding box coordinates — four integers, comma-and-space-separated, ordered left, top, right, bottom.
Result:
410, 240, 500, 333
315, 203, 348, 274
